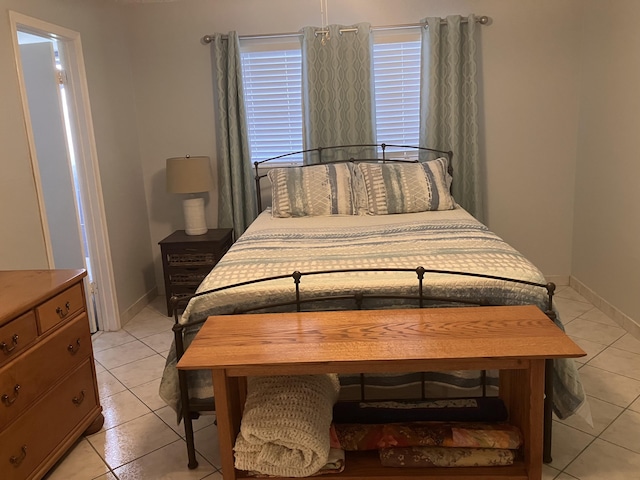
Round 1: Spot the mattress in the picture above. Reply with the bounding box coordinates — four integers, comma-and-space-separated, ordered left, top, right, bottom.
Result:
159, 206, 587, 421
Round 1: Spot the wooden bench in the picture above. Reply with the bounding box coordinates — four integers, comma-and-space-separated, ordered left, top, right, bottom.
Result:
177, 305, 585, 480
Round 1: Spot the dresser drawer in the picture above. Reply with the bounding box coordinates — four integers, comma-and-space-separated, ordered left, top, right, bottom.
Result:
0, 313, 92, 429
35, 283, 85, 334
0, 312, 38, 368
0, 359, 98, 480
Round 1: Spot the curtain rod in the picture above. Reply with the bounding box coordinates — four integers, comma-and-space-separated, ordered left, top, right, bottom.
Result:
202, 15, 489, 44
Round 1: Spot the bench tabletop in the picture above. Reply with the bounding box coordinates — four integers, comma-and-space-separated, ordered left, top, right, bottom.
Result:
177, 305, 585, 374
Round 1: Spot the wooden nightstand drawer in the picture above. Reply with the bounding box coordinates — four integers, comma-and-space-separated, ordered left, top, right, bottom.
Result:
0, 313, 92, 429
0, 359, 98, 480
159, 228, 234, 316
168, 266, 212, 287
35, 283, 84, 334
166, 250, 218, 267
0, 312, 37, 368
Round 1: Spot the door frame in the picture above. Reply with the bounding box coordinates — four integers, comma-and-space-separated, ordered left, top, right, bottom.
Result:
9, 11, 121, 331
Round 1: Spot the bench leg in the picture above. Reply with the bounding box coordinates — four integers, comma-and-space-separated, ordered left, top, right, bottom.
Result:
543, 358, 553, 464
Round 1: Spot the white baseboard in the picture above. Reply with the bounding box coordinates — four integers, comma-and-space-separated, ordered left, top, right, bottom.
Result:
570, 276, 640, 340
119, 286, 158, 328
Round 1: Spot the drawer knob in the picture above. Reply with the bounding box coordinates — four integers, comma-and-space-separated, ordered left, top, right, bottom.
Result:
0, 334, 19, 354
67, 338, 81, 355
56, 301, 72, 318
9, 445, 27, 467
1, 384, 20, 406
72, 389, 86, 406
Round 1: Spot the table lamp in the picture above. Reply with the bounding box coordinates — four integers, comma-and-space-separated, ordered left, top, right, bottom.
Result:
166, 155, 213, 235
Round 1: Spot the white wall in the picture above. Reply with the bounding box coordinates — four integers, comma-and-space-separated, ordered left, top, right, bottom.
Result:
0, 4, 47, 269
573, 1, 640, 322
0, 0, 155, 318
124, 0, 582, 293
4, 1, 634, 324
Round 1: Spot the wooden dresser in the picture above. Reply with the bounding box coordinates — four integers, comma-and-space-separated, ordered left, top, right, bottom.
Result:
0, 270, 104, 480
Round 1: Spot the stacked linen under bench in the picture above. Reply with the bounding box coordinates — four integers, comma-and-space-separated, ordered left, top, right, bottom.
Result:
334, 397, 522, 469
233, 377, 523, 477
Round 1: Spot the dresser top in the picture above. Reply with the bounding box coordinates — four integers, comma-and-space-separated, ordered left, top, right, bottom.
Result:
0, 269, 86, 324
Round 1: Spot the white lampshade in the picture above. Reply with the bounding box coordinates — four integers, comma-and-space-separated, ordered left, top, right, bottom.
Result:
166, 155, 213, 235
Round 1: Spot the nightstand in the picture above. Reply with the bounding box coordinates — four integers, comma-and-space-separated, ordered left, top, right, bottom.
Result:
158, 229, 234, 316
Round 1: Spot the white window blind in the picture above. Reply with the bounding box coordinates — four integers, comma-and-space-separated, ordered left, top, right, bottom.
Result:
240, 32, 422, 164
240, 47, 303, 164
372, 36, 422, 156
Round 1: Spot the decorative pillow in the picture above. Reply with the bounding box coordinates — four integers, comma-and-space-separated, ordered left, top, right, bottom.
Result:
357, 157, 455, 215
268, 163, 356, 217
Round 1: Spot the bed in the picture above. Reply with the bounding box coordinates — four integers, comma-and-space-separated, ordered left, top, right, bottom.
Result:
158, 144, 589, 469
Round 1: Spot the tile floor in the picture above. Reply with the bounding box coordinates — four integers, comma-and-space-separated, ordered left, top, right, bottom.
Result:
43, 288, 640, 480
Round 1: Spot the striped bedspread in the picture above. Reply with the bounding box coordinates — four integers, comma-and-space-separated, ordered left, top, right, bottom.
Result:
159, 207, 587, 421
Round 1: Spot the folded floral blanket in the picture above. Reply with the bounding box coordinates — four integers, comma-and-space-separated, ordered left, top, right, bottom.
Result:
335, 422, 522, 451
234, 374, 340, 477
380, 446, 516, 467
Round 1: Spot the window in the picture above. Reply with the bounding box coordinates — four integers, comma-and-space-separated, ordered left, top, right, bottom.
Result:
240, 32, 422, 164
241, 42, 303, 164
372, 32, 422, 157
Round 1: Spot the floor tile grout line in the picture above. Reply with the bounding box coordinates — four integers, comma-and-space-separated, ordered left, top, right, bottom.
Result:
565, 317, 627, 335
559, 391, 640, 477
123, 321, 175, 335
594, 391, 640, 453
84, 435, 119, 479
137, 335, 175, 354
88, 415, 183, 474
149, 414, 222, 474
582, 353, 640, 384
571, 328, 628, 353
93, 336, 163, 353
107, 436, 216, 478
599, 344, 640, 357
554, 423, 597, 477
128, 326, 175, 340
555, 292, 593, 304
91, 332, 137, 353
95, 351, 167, 374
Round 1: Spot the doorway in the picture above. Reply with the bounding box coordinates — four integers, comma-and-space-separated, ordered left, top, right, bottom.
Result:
10, 11, 120, 332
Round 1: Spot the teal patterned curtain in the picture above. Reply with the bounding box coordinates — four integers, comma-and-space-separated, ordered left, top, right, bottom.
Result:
301, 23, 376, 163
420, 15, 484, 221
212, 32, 257, 238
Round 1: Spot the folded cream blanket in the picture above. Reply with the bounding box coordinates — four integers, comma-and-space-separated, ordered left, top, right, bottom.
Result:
234, 374, 340, 477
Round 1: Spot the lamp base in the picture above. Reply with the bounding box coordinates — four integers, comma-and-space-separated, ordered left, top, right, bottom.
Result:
183, 197, 208, 235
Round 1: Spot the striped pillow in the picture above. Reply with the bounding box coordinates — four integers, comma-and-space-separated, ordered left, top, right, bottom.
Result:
357, 158, 455, 215
268, 163, 356, 217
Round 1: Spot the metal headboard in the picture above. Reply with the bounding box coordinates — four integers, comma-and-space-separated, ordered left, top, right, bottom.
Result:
253, 143, 454, 212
